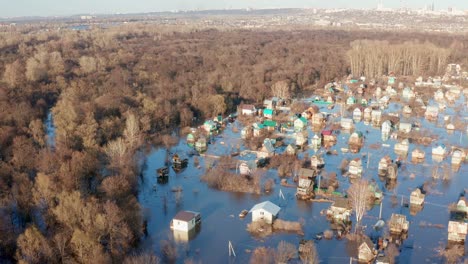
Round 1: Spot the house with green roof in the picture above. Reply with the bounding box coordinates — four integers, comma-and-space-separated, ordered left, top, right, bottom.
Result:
263, 108, 274, 119
294, 117, 307, 131
263, 120, 277, 131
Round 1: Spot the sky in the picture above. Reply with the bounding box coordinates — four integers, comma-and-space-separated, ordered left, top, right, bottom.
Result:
2, 0, 468, 18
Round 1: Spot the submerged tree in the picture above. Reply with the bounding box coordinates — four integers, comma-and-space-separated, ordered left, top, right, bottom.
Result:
348, 179, 372, 232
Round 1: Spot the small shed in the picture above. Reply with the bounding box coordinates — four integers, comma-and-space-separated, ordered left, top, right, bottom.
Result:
410, 188, 425, 206
448, 221, 467, 243
389, 213, 409, 234
250, 201, 281, 224
171, 211, 201, 232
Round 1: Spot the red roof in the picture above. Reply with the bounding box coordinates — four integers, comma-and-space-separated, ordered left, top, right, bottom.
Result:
321, 130, 333, 136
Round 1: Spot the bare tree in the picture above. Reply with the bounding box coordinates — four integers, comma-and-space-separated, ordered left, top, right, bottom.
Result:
299, 240, 319, 264
347, 179, 372, 232
275, 240, 297, 263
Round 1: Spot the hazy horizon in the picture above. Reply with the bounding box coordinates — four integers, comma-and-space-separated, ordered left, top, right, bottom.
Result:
2, 0, 468, 18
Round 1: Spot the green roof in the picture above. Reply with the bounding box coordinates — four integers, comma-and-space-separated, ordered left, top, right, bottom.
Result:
264, 108, 274, 115
299, 117, 307, 123
263, 120, 277, 127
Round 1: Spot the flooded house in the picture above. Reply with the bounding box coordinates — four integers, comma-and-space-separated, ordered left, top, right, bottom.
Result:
424, 106, 439, 120
358, 236, 377, 263
348, 158, 363, 178
378, 96, 390, 109
250, 201, 281, 224
296, 168, 316, 199
310, 155, 325, 168
195, 137, 207, 152
389, 214, 409, 234
263, 108, 274, 119
398, 122, 412, 133
456, 197, 468, 213
240, 104, 257, 116
402, 105, 412, 115
348, 131, 364, 153
310, 134, 321, 149
387, 164, 398, 180
341, 118, 354, 130
312, 112, 326, 126
294, 116, 307, 131
394, 139, 410, 156
295, 131, 308, 147
253, 123, 264, 137
363, 107, 372, 121
239, 161, 256, 176
371, 110, 382, 125
447, 221, 467, 243
203, 120, 218, 133
171, 211, 201, 232
402, 87, 415, 100
326, 198, 351, 221
321, 130, 336, 147
187, 133, 196, 144
381, 120, 392, 135
258, 139, 275, 158
241, 126, 253, 139
432, 144, 447, 157
378, 156, 392, 176
263, 120, 277, 132
346, 96, 357, 105
410, 188, 425, 206
451, 149, 465, 166
285, 144, 297, 155
411, 148, 425, 163
353, 107, 362, 121
434, 89, 445, 101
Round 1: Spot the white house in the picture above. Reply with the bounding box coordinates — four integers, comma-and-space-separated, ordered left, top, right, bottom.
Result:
353, 107, 362, 121
294, 117, 307, 131
240, 104, 257, 115
171, 211, 201, 232
250, 201, 281, 224
399, 122, 412, 133
341, 118, 354, 130
381, 120, 392, 135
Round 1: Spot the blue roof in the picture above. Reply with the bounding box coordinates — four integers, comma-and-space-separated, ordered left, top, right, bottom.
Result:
249, 201, 281, 215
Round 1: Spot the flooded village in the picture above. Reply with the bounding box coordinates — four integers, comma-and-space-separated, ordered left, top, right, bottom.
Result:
139, 64, 468, 263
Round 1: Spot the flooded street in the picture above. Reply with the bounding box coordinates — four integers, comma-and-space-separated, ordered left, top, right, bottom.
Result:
138, 96, 468, 263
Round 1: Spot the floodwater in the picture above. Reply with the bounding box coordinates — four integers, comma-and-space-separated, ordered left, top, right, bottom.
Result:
139, 95, 468, 262
45, 110, 55, 148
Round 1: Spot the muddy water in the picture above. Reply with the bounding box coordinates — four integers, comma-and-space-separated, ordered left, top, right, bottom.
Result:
139, 97, 468, 263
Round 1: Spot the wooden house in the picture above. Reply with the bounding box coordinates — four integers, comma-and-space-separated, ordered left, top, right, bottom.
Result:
294, 117, 307, 132
250, 201, 281, 224
171, 211, 201, 232
389, 214, 409, 234
398, 122, 412, 133
371, 110, 382, 125
410, 188, 425, 206
263, 108, 274, 119
411, 148, 425, 163
348, 158, 363, 178
253, 123, 264, 137
240, 104, 257, 116
341, 118, 354, 130
387, 164, 398, 180
448, 221, 467, 243
358, 236, 376, 263
310, 134, 321, 149
353, 107, 362, 121
295, 131, 308, 147
326, 198, 351, 221
378, 156, 392, 176
349, 131, 364, 153
321, 130, 336, 147
394, 139, 409, 156
310, 155, 325, 169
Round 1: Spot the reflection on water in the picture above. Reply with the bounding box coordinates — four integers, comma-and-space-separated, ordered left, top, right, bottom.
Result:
45, 111, 55, 148
138, 95, 468, 263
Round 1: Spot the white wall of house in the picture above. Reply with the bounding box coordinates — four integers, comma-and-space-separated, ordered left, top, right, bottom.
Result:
172, 218, 195, 232
252, 209, 275, 224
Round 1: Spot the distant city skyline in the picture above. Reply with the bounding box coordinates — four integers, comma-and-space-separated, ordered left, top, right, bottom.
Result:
2, 0, 468, 18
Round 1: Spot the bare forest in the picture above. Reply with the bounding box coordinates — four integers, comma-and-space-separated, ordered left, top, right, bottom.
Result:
0, 23, 467, 263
